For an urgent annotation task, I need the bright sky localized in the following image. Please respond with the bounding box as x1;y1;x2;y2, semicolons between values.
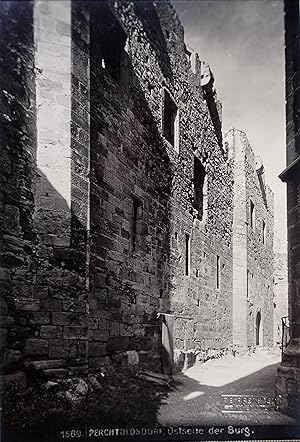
173;0;286;252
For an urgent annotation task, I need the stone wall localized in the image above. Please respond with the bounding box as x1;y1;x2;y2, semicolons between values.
1;1;37;389
227;128;274;349
0;1;91;388
244;140;274;348
32;0;89;375
1;0;277;387
87;0;234;364
273;251;288;345
276;0;300;418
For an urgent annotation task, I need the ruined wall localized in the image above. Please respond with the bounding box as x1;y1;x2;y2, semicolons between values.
87;0;173;371
244;139;274;347
87;0;233;369
1;0;234;382
0;2;37;389
226;129;248;347
0;1;91;387
227;128;274;349
32;0;90;374
155;3;233;354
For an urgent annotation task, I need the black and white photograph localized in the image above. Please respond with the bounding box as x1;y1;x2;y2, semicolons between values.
1;0;300;441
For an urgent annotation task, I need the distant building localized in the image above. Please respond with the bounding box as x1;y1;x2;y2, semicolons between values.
225;129;274;349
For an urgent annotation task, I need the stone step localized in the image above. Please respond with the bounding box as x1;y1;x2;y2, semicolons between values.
43;368;69;379
29;359;66;371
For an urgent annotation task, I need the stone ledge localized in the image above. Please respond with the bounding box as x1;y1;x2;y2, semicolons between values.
29;359;66;370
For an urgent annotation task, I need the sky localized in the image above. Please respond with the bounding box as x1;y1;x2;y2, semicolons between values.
172;0;287;252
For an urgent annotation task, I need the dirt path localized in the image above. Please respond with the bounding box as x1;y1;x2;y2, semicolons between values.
158;348;296;426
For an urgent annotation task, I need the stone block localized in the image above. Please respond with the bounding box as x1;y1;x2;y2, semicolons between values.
43;234;70;247
43;368;69;379
30;360;66;370
15;298;40;311
107;336;129;353
49;340;68;359
63;299;86;312
25;339;48;356
129;336;152;351
63;326;87;340
31;312;50;325
53;312;79;326
40;325;62;339
41;299;63;311
32;286;49;300
126;350;139;365
88;342;106;357
88;357;106;368
109;321;119;336
92;329;109;342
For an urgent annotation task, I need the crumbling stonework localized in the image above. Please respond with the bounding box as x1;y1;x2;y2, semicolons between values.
0;0;275;387
226;128;274;349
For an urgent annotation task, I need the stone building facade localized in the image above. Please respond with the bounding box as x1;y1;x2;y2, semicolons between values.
0;0;273;388
276;0;300;418
225;129;274;349
273;251;288;346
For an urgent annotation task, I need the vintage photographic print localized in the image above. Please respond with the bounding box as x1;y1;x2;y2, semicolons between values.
1;0;299;441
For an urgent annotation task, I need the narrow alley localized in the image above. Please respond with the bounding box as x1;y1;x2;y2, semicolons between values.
158;348;296;426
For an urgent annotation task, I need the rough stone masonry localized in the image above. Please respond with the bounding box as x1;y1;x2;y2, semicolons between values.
276;0;300;418
0;0;274;389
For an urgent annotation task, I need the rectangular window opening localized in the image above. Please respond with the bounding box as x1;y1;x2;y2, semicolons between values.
193;156;207;220
262;220;266;244
247;269;249;298
216;255;220;289
163;89;179;151
95;4;127;84
132;197;142;251
250;200;255;230
185;234;190;276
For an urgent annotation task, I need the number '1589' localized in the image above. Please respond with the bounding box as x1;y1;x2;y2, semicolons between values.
60;430;82;438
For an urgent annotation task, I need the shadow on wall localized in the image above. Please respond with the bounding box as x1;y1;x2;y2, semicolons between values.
1;0;177;379
89;0;174;371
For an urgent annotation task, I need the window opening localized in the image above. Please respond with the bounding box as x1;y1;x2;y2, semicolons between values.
216;255;220;289
262;220;266;244
132;197;142;251
185;234;190;276
163;89;179;152
250;200;255;230
193;157;207;220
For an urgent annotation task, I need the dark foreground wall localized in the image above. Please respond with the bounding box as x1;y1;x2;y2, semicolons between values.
276;0;300;418
1;1;38;389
